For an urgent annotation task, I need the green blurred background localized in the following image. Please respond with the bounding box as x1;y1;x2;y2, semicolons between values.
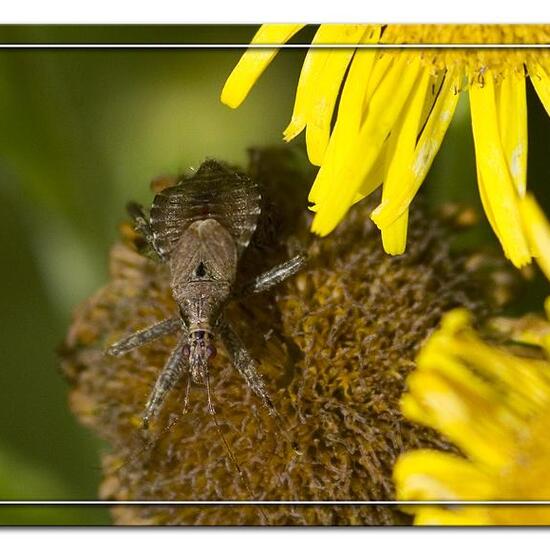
0;25;549;525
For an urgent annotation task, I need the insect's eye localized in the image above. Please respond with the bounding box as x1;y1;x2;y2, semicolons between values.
206;344;217;360
182;344;190;359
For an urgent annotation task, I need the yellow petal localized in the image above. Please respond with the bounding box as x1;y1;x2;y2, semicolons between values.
418;70;446;132
304;26;375;165
378;68;431;254
439;307;471;332
442;337;550;417
381;211;409;255
283;24;369;149
411;507;491;526
364;52;395;107
308;47;379;206
421;308;550;413
405;326;522;468
353;146;387;202
402;365;518;469
370;69;460;229
311;55;422;236
520;193;550;281
497;72;527;197
476;163;499;238
220;24;305;109
469;70;531;268
394;450;494;501
530;62;550;118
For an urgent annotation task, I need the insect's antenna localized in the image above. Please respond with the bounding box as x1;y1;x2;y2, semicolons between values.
204;372;271;526
111;399;190;478
111;425;163;477
264;396;303;457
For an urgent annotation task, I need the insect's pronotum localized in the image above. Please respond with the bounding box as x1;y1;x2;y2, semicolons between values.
106;160;306;429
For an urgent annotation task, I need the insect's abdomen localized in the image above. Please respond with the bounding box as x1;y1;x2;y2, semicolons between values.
150;160;261;262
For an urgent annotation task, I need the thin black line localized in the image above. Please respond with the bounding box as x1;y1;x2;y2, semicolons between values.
1;500;550;505
0;43;547;49
0;36;546;509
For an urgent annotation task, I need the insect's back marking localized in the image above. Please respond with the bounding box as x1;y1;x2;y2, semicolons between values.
150;160;261;262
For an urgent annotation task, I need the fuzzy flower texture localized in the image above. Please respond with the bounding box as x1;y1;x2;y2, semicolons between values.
62;147;502;526
221;24;550;271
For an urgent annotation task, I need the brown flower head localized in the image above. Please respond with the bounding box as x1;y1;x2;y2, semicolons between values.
60;146;510;525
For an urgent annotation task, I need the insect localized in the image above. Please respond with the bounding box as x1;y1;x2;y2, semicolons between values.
106;159;306;429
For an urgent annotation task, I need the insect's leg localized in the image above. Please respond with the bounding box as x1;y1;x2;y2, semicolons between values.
127;201;153;240
219;317;302;455
114;378;190;476
239;254;307;296
126;201;163;257
218;318;278;415
142;338;189;429
182;374;192;415
106;317;182;357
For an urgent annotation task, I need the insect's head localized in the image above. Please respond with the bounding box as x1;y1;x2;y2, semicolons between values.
185;330;217;384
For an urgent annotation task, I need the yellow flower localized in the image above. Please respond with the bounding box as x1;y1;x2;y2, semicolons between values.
221;24;550;267
394;308;550;525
